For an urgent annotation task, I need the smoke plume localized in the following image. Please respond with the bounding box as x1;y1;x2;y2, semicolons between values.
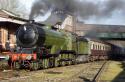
29;0;125;24
98;0;125;17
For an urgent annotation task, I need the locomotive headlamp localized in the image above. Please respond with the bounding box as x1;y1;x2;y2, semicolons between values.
24;26;27;31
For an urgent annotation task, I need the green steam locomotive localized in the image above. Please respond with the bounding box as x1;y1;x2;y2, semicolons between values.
9;21;111;70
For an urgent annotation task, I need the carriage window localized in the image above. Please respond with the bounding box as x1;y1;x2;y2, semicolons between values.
94;44;96;50
105;46;107;50
95;45;96;50
109;46;111;50
107;46;109;50
97;45;98;50
98;45;99;50
93;44;95;50
96;45;98;50
97;45;99;50
101;46;103;50
91;44;93;49
103;46;105;50
98;45;100;50
96;45;97;50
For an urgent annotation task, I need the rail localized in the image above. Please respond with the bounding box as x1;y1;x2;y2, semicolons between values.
92;61;107;82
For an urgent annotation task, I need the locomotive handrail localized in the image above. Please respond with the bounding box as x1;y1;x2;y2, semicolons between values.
8;15;45;26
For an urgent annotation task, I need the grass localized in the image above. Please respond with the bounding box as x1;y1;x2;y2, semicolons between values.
101;61;125;82
0;60;9;70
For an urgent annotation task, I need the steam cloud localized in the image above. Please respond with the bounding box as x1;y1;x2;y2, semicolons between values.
29;0;125;24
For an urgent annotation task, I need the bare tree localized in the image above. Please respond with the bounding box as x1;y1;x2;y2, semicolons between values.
0;0;27;18
0;0;18;12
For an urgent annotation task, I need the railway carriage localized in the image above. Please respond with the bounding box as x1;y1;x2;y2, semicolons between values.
110;45;125;60
76;37;111;62
89;39;111;61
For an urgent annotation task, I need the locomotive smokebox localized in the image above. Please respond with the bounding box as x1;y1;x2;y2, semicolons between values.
16;24;39;48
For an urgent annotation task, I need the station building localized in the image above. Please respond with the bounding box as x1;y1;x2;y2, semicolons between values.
0;9;25;51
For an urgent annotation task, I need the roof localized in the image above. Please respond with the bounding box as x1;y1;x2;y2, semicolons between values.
78;36;110;45
76;23;125;33
0;9;19;18
78;36;89;42
0;9;26;24
0;9;19;17
0;9;46;26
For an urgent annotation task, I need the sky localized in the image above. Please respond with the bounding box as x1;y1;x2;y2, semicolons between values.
19;0;125;25
85;10;125;25
19;0;34;13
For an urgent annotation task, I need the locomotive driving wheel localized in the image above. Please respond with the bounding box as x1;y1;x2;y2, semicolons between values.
13;61;20;70
67;54;72;65
71;55;76;65
30;61;39;70
54;57;59;67
42;59;49;69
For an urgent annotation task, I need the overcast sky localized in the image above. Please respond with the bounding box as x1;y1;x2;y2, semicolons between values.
19;0;125;25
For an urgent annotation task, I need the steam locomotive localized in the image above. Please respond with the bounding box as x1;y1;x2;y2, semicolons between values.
8;21;111;70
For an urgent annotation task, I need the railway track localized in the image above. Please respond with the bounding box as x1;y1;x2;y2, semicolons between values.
92;61;108;82
100;61;125;82
63;61;108;82
0;61;108;82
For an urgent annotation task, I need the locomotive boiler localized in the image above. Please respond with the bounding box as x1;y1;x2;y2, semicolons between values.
16;22;76;52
